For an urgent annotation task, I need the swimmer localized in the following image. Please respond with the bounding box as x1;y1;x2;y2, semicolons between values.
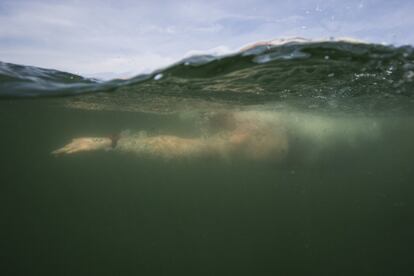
52;109;381;160
52;111;289;160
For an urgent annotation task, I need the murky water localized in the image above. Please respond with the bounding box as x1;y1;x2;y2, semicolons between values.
1;40;414;274
1;97;413;275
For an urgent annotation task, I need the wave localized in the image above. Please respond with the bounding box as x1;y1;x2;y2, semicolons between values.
1;38;414;105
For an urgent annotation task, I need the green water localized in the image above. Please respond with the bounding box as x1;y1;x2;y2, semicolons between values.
2;40;414;274
1;98;414;275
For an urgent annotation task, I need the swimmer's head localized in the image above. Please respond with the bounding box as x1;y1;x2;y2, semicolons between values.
206;111;237;131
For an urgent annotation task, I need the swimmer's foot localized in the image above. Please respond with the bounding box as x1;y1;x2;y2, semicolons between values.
52;137;112;155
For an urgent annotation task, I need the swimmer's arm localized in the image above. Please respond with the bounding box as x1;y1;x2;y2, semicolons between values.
52;130;250;158
117;135;212;158
52;137;112;155
51;135;210;157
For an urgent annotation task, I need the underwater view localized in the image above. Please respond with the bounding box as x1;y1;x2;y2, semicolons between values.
1;38;414;274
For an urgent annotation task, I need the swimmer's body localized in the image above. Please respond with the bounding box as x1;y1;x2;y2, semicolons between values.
52;110;380;160
52;111;289;160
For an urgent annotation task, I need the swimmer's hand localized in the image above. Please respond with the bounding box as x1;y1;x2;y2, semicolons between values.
52;137;112;155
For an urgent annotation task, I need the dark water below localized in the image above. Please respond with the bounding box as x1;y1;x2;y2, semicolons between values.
1;40;414;275
1;99;414;275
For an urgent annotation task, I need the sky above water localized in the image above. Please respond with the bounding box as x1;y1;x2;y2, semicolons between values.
0;0;413;79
